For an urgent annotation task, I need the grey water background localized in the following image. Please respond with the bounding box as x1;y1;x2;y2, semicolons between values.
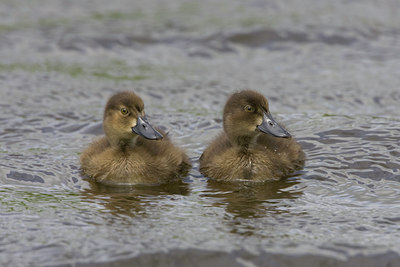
1;0;400;266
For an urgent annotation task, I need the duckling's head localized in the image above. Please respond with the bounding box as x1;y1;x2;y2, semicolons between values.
103;91;163;147
223;90;290;145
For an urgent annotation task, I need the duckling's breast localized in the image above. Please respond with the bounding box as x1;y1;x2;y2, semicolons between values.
239;152;256;180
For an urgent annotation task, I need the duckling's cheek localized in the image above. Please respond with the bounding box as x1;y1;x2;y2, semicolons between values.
131;118;138;128
255;117;263;129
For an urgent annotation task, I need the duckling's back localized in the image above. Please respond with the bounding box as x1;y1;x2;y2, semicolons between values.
80;134;190;185
200;133;304;181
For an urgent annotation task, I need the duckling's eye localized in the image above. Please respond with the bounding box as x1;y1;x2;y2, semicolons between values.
120;108;129;115
244;105;255;112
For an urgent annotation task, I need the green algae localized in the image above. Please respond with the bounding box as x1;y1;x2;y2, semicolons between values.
91;10;145;21
92;72;147;81
0;63;84;77
0;62;153;81
0;187;82;213
322;113;353;119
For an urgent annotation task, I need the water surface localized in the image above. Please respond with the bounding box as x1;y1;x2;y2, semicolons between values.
1;0;400;266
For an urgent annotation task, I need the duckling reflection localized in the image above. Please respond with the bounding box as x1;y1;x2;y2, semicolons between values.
80;91;191;185
81;179;190;218
200;90;305;181
202;176;302;218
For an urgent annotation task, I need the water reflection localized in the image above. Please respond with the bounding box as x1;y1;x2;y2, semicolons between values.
81;180;190;218
201;176;303;219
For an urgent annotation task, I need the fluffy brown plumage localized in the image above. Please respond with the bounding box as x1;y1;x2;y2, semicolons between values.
200;90;305;181
80;91;191;185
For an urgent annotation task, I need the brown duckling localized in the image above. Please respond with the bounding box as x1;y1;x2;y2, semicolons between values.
80;91;191;185
200;90;305;181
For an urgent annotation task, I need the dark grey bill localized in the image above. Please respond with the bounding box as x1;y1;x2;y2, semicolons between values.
257;111;291;138
132;116;163;140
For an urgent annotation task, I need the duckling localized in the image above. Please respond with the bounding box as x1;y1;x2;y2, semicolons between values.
200;90;305;181
80;91;191;185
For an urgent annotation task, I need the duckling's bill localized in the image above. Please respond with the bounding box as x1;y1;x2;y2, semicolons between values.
257;111;291;138
132;116;163;140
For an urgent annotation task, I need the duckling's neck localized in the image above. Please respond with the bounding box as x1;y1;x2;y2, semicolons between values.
108;136;139;151
231;134;259;150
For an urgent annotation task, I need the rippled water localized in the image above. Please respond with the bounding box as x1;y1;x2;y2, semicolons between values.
1;0;400;266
